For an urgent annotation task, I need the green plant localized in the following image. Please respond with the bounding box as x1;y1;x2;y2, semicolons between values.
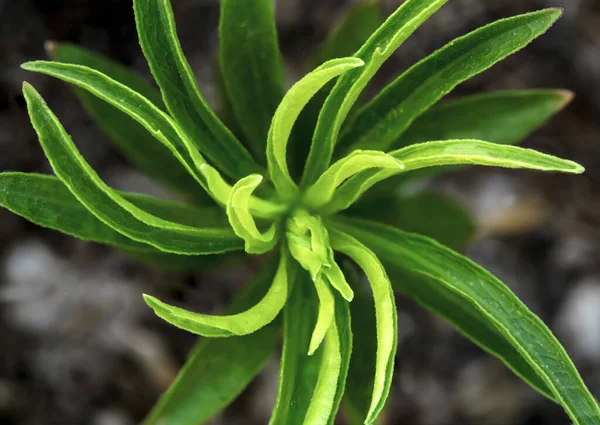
2;0;598;423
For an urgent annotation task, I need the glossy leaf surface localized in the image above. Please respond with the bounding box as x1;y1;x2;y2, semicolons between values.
302;0;448;185
340;9;562;152
219;0;285;162
133;0;259;179
330;217;600;425
23;83;242;255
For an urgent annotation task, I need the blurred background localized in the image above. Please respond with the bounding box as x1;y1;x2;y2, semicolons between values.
1;0;600;424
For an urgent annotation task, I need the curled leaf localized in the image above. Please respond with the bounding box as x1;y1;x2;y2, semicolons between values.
309;277;336;355
226;174;278;254
144;250;293;337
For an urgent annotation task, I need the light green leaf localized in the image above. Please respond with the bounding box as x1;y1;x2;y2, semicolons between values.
219;0;285;162
325;139;583;214
22;83;242;255
330;216;600;425
302;0;449;186
45;42;201;195
303;150;403;210
226;174;278;254
133;0;260;179
349;191;475;250
270;280;351;425
309;277;336;356
340;9;563;153
267;57;364;199
290;0;384;178
21;60;211;193
143;250;292;337
143;257;282;425
330;230;397;424
397;89;573;149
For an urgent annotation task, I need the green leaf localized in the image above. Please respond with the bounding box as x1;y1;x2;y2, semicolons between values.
309;277;336;356
330;216;600;425
325;139;584;214
21;61;211;193
340;9;563;153
270;280;351;425
143;257;282;425
267;57;364;200
342;263;382;425
350;191;475;250
397;89;573;149
226;174;278;254
301;0;449;186
22;83;242;255
330;230;397;424
289;0;384;178
303;150;403;210
45;42;201;195
143;250;292;337
133;0;260;179
219;0;285;162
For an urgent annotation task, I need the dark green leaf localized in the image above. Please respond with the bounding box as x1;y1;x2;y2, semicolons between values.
45;42;200;195
340;9;563;152
133;0;260;179
349;191;475;250
22;83;242;255
143;257;282;425
302;0;449;186
219;0;285;162
21;61;212;193
330;216;600;425
397;89;573;149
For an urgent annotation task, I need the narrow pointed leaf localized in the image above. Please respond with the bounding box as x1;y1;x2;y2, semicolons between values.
397;89;573;149
342;263;381;425
46;42;200;194
219;0;285;162
323;254;354;302
143;257;282;425
341;9;563;152
21;61;211;192
23;83;242;255
226;174;278;254
133;0;259;179
309;277;336;355
325;139;583;214
143;250;292;337
270;280;351;425
302;0;449;186
350;191;475;250
290;0;384;177
330;230;397;423
303;150;403;210
267;57;364;199
330;216;600;425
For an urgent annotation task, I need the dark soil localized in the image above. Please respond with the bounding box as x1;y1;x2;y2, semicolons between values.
1;0;600;424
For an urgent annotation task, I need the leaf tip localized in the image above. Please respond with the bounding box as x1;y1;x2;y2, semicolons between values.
556;89;575;109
